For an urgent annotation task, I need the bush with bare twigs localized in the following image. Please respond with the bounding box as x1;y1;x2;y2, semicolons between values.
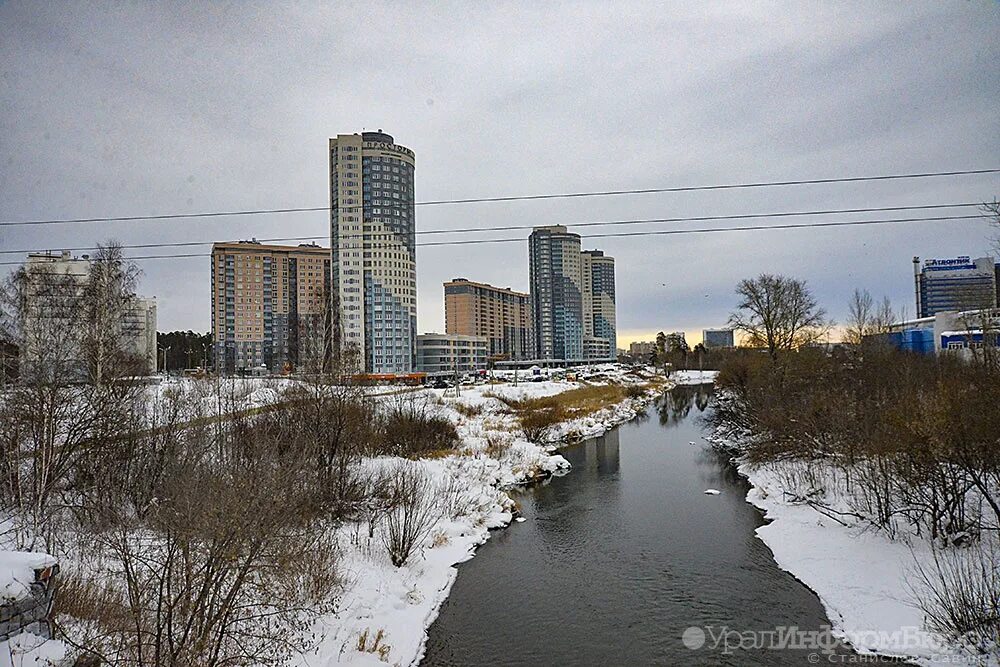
380;462;442;567
376;394;460;457
908;538;1000;655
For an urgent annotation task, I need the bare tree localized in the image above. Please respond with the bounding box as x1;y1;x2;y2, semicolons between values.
908;538;1000;655
62;380;342;667
984;199;1000;256
729;274;830;359
80;242;143;386
0;249;145;548
845;289;896;345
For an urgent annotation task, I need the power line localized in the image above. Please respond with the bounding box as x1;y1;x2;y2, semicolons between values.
0;201;985;256
1;168;996;227
0;213;982;267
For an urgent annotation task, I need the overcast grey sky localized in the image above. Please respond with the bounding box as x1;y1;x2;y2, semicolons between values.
1;1;998;344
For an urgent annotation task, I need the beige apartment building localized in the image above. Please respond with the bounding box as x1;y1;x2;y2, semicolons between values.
211;241;330;375
444;278;533;361
629;341;656;356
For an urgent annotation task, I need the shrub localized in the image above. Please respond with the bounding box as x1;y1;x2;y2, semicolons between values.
380;463;441;567
451;402;483;418
376;395;460;457
484;432;513;459
624;384;647;399
519;408;563;443
908;539;1000;654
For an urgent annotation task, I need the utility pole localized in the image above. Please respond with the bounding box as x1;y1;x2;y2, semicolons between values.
186;348;193;371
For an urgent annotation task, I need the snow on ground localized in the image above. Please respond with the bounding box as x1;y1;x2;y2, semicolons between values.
0;631;67;667
294;366;664;667
0;551;55;603
739;461;991;665
670;369;719;385
0;551;67;666
0;365;661;666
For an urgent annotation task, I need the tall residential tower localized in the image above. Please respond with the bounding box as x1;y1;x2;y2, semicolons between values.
529;225;584;360
329;131;416;373
581;249;616;360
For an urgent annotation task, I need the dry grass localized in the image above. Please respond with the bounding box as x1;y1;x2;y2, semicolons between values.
417;447;456;460
357;628;391;662
54;574;130;631
503;384;628;417
484;432;513;459
451;402;483;418
502;383;658;442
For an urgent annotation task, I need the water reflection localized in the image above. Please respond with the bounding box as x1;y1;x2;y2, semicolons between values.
423;382;858;666
656;382;713;427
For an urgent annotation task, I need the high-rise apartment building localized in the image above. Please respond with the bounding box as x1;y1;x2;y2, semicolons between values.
529;225;584;361
914;255;1000;317
581;249;616;360
444;278;533;361
528;226;617;362
211;241;329;375
329;131;416;373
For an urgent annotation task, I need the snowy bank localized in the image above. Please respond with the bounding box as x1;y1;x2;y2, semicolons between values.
294;365;665;666
670;369;719;385
737;460;992;665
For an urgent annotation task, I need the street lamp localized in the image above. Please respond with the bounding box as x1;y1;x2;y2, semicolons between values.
158;345;171;375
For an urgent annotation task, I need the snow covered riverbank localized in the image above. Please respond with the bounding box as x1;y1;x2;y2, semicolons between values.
294;366;666;667
693;436;997;666
670;369;719;385
737;461;980;665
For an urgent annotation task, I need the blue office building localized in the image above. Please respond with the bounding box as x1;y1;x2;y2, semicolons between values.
914;255;999;318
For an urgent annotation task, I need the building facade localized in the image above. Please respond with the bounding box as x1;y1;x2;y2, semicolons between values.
330;131;416;374
702;328;735;348
529;226;584;361
444;278;533;361
581;249;616;360
211;241;330;375
629;341;656;356
883;309;1000;359
415;333;488;374
19;251;157;381
126;297;158;374
915;255;999;318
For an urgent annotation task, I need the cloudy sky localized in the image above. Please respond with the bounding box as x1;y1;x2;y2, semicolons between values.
1;1;998;345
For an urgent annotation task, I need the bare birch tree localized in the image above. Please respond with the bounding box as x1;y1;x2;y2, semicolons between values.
81;242;143;386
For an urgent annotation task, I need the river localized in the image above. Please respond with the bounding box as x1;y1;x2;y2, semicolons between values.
422;383;863;665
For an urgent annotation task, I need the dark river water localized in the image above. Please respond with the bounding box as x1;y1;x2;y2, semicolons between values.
422;384;863;666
